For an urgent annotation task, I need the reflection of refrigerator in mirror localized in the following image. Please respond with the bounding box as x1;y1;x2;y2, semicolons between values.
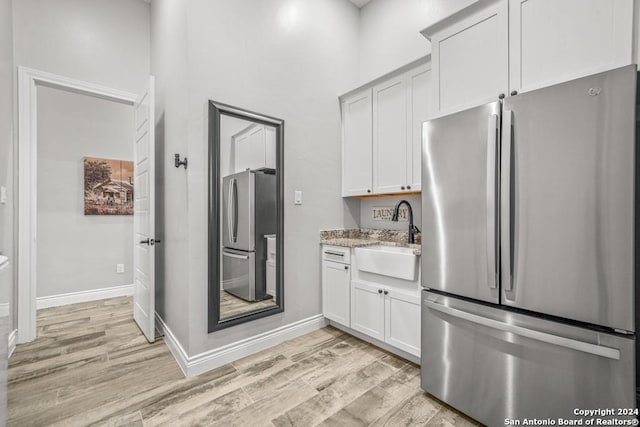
222;169;276;302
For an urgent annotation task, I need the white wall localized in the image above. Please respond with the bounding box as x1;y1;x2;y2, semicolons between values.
0;0;13;420
150;0;190;349
149;0;361;356
357;0;475;83
36;86;134;298
12;0;150;94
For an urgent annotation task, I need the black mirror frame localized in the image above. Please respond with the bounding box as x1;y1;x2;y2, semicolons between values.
208;100;285;333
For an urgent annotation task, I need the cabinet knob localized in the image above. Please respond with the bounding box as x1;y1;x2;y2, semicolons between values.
378;289;383;294
383;290;389;295
401;186;405;190
344;266;349;270
498;93;505;100
367;189;371;193
406;185;411;190
510;90;518;96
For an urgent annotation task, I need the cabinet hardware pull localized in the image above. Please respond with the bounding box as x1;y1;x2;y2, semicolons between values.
401;186;405;190
344;266;349;270
407;185;411;190
383;290;389;295
378;289;383;294
367;189;371;193
510;90;518;96
324;251;344;257
498;93;505;99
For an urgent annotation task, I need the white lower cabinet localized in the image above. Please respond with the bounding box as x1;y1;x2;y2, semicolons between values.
384;290;421;356
322;260;351;327
351;280;421;357
350;280;385;341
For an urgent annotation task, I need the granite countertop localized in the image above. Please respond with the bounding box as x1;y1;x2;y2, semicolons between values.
320;229;422;256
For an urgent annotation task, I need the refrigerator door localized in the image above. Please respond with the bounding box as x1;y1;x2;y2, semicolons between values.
222;248;256;302
421;291;635;427
422;101;501;303
223;171;255;251
501;65;636;332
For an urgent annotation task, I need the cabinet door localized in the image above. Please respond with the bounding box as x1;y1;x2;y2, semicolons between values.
351;280;385;341
431;0;508;116
235;125;266;172
406;64;432;192
322;261;351;327
373;75;407;194
509;0;634;94
385;290;421;357
342;90;373;196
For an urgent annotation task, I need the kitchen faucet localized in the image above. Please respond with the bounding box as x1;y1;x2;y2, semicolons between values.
391;200;420;244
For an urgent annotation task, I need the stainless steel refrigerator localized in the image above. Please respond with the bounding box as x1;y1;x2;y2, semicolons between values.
421;65;637;425
222;170;276;302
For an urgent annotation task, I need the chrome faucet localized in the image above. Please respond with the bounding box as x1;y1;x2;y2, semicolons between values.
391;200;420;244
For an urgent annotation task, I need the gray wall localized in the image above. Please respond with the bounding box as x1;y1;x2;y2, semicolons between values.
36;86;134;298
359;195;422;231
13;0;150;94
151;0;361;356
0;0;13;421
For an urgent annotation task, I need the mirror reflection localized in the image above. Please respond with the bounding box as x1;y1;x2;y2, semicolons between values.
209;102;283;331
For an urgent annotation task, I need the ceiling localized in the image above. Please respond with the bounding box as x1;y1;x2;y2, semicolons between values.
348;0;372;8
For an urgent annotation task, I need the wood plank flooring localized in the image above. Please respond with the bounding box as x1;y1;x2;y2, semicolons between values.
220;290;277;320
8;297;481;426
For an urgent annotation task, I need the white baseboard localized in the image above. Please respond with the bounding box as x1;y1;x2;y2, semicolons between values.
36;284;134;309
155;312;328;377
8;329;17;358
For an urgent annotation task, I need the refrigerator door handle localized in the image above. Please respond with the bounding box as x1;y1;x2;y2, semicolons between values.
501;109;513;291
486;114;499;289
232;178;238;243
227;178;234;244
223;250;250;260
424;300;621;360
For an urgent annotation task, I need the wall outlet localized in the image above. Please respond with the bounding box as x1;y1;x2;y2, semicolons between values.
116;264;125;274
294;190;302;205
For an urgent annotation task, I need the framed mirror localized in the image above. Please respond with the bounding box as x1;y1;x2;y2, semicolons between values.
208;101;284;332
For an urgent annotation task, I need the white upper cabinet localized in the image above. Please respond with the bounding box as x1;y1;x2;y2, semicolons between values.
342;89;373;197
406;64;431;192
341;60;431;197
509;0;634;94
373;75;407;194
234;124;276;172
428;0;509;117
423;0;634;116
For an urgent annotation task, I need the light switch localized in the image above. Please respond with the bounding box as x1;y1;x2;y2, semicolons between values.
0;186;6;204
294;190;302;205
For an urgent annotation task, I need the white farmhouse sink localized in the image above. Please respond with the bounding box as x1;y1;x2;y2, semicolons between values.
355;245;418;281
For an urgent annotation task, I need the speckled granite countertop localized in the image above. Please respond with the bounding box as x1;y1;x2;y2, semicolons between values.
320;229;422;256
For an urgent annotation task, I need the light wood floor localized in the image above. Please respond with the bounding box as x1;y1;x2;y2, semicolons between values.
220;290;277;320
8;297;481;427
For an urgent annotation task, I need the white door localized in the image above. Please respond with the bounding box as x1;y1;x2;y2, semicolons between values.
133;76;156;343
322;260;350;327
372;75;407;194
350;280;385;341
384;289;421;357
406;64;432;192
342;89;373;196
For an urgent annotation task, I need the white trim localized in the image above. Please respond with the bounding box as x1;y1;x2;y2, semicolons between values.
36;284;134;310
155;313;328;377
17;67;137;344
8;329;17;358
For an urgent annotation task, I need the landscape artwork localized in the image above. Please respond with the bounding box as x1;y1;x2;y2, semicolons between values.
84;157;134;215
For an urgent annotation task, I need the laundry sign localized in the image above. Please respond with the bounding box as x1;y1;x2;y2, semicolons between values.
371;206;408;222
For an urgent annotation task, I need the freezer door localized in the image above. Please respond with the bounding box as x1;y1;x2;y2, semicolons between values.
501;65;636;332
421;291;635;427
222;248;256;302
222;171;255;251
422;102;500;303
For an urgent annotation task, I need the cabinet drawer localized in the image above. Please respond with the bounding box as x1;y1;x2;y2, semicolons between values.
322;246;351;265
